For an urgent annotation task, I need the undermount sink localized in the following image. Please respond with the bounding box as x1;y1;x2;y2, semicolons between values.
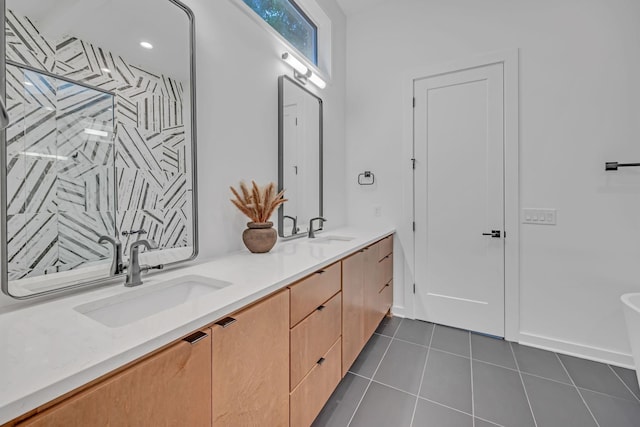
74;275;232;328
309;235;356;244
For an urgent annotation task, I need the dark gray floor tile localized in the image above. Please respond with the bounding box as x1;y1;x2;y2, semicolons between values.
349;333;391;378
610;365;640;401
395;318;434;346
376;316;402;337
374;339;428;394
471;334;516;369
522;373;597;427
312;373;369;427
511;343;571;384
581;389;640;427
473;418;501;427
558;354;636;400
430;325;470;357
412;398;472;427
473;360;536;427
350;382;415;427
419;349;472;413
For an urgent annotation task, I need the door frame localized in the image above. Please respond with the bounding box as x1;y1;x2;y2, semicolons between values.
401;49;520;341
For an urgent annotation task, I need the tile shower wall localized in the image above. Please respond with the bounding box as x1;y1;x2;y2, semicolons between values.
5;9;192;280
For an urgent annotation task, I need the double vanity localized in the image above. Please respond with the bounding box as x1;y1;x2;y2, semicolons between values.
0;227;395;426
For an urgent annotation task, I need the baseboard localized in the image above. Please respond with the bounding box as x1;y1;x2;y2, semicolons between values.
519;331;635;369
391;305;407;319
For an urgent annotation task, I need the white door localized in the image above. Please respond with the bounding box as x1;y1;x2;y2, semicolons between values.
283;103;301;226
414;63;505;337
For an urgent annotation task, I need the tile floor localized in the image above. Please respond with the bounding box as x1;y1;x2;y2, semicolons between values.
313;317;640;427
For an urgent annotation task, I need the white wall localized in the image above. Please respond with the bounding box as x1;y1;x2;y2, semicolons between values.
0;0;347;310
345;0;640;366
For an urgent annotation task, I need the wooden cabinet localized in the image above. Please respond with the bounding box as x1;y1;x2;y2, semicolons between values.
5;234;394;427
18;329;212;427
342;236;394;376
289;262;342;427
211;289;290;427
341;249;366;376
290;262;341;327
290;338;342;427
290;292;342;389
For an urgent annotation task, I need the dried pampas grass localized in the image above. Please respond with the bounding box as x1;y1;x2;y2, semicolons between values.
230;181;287;223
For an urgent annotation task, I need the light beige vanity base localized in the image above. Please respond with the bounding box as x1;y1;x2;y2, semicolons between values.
2;235;393;427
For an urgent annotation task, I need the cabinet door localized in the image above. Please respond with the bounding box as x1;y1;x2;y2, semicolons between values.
363;244;382;339
342;250;366;376
20;330;212;427
212;290;289;427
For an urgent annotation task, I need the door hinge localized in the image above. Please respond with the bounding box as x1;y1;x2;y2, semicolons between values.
413;283;416;294
504;231;507;238
412;222;416;232
411;158;416;169
413;97;416;108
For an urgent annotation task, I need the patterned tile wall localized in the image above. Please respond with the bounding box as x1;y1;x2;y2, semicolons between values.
6;10;192;280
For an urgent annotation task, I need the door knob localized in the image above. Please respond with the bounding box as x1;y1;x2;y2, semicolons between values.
482;230;501;238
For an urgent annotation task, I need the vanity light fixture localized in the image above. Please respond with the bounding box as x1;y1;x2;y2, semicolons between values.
140;41;154;49
281;51;326;90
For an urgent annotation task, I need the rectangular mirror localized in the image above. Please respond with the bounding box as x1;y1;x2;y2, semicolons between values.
278;75;323;238
1;0;198;298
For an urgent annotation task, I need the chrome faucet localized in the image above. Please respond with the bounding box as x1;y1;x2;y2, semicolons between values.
283;215;299;235
125;239;163;287
308;217;327;239
98;235;124;276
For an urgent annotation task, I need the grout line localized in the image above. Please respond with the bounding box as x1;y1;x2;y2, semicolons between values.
509;342;538;427
608;365;640;404
555;353;601;427
409;324;436;426
418;395;474;418
469;331;475;427
347;318;402;426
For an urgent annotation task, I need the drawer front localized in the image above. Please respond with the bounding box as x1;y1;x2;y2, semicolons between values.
379;281;393;316
290;292;342;389
290;338;342;427
377;235;393;261
290;262;341;327
378;253;393;289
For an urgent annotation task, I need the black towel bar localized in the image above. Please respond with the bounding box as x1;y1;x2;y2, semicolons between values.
605;162;640;171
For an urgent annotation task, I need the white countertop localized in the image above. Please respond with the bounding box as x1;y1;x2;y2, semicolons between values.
0;226;394;424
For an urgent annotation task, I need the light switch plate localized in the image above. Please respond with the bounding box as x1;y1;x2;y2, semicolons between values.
523;209;557;225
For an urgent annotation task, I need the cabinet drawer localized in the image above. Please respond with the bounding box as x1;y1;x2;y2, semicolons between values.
290;262;341;327
290;292;342;390
377;235;393;261
379;281;393;316
378;253;393;289
290;338;342;427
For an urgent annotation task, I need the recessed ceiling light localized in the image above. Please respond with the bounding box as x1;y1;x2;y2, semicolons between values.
140;41;153;50
101;67;112;73
24;81;33;86
84;128;109;138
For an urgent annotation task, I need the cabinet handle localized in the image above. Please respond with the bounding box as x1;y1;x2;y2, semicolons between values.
216;317;237;328
317;357;326;365
316;305;326;312
183;331;208;345
316;270;326;275
383;255;391;260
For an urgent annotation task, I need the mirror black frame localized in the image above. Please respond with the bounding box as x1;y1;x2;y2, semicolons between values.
0;0;199;299
278;75;323;239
